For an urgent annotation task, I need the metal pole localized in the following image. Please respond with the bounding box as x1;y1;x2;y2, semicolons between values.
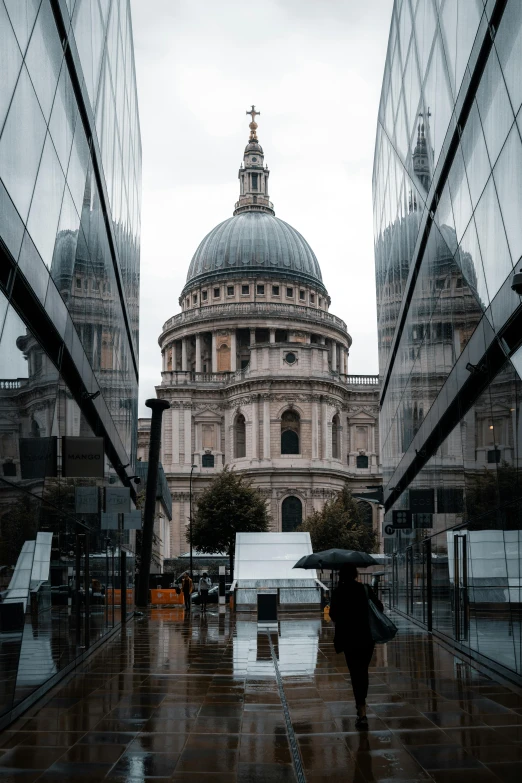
189;463;196;579
136;398;170;608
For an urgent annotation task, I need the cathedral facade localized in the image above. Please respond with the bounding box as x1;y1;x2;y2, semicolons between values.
153;110;381;559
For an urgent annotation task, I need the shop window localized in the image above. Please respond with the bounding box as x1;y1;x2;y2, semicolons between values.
281;410;300;454
282;496;302;532
356;454;369;468
235;414;246;458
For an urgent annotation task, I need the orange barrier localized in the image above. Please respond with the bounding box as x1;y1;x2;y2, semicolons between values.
105;588;134;606
150;589;184;606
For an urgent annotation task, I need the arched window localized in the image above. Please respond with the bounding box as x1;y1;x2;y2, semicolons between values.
281;410;300;454
235;414;246;458
282;496;302;532
332;414;340;459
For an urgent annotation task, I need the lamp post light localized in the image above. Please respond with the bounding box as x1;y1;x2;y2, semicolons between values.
189;463;197;579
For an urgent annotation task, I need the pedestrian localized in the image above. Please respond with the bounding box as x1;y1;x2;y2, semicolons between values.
329;564;384;729
181;572;193;611
198;572;212;612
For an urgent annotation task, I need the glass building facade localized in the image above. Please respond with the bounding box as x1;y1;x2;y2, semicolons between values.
0;0;141;725
374;0;522;681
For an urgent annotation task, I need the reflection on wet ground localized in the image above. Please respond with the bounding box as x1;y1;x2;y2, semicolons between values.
0;607;522;781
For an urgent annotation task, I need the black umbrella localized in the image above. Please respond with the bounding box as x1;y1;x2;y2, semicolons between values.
293;549;378;569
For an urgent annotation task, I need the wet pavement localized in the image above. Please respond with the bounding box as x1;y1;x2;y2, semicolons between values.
0;607;522;781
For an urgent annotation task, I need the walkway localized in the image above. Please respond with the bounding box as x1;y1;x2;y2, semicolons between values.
0;608;522;781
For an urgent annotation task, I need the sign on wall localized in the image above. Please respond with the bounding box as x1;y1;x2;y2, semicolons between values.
101;512;119;530
392;510;413;529
124;510;142;530
105;487;131;513
75;486;99;514
62;437;104;478
19;437;58;479
409;489;435;513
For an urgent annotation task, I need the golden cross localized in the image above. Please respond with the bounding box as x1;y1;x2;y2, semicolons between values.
246;105;260;123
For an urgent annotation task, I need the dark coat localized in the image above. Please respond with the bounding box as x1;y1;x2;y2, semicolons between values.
329;580;383;653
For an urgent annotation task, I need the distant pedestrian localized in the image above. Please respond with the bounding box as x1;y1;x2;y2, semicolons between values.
198;572;212;611
329;564;384;729
181;572;193;611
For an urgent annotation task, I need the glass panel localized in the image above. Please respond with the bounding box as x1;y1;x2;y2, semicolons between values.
3;0;41;56
26;134;66;269
474;175;513;306
24;0;63;122
0;3;23;133
493;121;522;269
476;49;514;168
0;66;46;223
495;1;522;116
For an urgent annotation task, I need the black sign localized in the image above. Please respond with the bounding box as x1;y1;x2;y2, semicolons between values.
414;513;433;529
392;510;413;529
410;489;435;513
62;436;104;478
19;437;58;479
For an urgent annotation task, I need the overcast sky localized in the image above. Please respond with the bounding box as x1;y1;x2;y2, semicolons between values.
130;0;393;416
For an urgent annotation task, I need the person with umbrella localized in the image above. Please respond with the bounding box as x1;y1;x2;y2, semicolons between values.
329;561;383;729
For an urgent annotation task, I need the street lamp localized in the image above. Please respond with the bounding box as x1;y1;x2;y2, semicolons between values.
189;463;198;578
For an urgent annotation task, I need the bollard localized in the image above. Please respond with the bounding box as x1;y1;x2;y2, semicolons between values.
136;398;170;608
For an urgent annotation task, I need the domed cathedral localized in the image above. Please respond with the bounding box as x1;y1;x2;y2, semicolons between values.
154;108;381;558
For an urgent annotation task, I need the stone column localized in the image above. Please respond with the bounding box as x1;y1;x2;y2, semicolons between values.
230;330;237;372
312;397;319;459
249;328;257;371
321;396;328;459
269;328;276;343
263;395;271;460
331;341;337;372
172;404;180;464
195;333;202;372
211;332;217;372
181;338;188;371
162;351;166;371
251;395;259;460
184;403;192;464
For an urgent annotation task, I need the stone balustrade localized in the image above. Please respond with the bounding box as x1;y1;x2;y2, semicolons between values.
162;301;347;333
160;368;378;387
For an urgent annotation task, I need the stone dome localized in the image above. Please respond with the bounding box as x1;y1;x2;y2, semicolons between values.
184;211;325;292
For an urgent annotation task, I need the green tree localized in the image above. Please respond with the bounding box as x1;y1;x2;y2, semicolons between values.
299;485;377;553
190;466;270;577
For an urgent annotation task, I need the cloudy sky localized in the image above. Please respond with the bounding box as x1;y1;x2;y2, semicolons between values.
130;0;393;416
